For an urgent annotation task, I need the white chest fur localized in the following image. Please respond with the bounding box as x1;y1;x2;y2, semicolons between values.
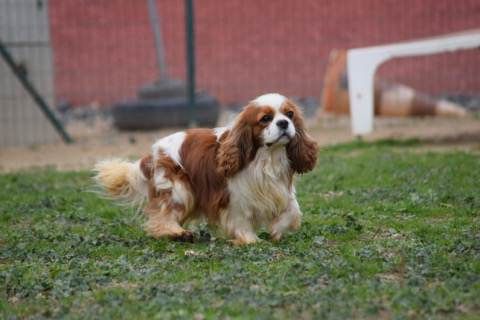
227;146;292;227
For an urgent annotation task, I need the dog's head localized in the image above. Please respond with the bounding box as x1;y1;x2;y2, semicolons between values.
217;93;318;177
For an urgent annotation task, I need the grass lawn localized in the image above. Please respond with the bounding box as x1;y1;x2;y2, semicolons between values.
1;140;479;319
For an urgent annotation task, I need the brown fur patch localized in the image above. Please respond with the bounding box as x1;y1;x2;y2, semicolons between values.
180;128;230;222
139;155;153;179
154;153;190;187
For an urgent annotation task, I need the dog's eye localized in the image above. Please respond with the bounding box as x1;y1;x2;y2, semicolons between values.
285;111;294;119
260;114;273;123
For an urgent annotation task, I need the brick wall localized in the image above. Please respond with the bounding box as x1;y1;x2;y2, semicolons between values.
49;0;480;107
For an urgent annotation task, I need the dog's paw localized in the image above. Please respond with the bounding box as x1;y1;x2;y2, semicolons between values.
270;231;283;242
170;230;194;243
229;236;260;246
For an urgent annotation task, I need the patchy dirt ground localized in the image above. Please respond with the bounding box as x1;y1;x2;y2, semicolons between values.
0;113;479;172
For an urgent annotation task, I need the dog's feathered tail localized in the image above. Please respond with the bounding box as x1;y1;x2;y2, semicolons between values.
93;159;149;206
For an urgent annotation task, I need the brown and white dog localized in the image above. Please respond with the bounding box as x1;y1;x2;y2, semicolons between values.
94;93;318;244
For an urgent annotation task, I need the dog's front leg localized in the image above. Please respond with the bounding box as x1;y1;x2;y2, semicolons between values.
270;196;302;241
220;208;259;245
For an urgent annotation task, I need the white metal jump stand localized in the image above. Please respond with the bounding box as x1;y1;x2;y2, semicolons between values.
347;29;480;136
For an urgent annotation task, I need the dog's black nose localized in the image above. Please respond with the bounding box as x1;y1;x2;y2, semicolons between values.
276;120;289;130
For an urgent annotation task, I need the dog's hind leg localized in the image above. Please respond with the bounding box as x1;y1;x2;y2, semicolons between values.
144;160;195;241
145;199;193;242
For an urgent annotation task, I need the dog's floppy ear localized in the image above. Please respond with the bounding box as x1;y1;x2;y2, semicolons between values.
286;104;318;173
217;118;255;177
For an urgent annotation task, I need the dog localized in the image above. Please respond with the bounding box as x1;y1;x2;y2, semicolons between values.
94;93;318;244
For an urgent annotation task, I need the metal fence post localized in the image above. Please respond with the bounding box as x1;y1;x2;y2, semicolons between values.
185;0;196;127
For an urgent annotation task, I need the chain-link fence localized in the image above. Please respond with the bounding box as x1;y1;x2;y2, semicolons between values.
1;0;479;147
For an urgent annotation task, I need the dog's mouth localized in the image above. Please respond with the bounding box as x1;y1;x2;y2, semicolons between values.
266;132;292;147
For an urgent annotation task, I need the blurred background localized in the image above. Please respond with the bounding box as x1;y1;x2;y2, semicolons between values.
0;0;479;170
